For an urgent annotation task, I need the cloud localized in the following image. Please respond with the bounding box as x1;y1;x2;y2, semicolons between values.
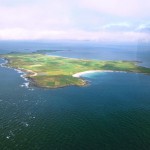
136;24;150;32
0;0;73;30
0;0;149;42
0;28;150;43
78;0;150;18
100;22;133;32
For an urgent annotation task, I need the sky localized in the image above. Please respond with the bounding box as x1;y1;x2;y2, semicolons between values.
0;0;150;42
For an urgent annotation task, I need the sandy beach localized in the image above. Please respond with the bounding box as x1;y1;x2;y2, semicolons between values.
72;70;125;78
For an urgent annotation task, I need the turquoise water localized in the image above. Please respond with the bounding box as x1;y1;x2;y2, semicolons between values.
0;42;150;149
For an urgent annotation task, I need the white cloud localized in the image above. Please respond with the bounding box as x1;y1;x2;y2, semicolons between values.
0;0;149;42
0;0;73;30
135;23;150;32
0;28;149;43
102;23;131;29
78;0;150;18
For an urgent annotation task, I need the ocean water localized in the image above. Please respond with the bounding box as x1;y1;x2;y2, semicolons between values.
0;41;150;150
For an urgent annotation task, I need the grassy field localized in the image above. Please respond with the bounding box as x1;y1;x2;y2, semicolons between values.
1;53;150;88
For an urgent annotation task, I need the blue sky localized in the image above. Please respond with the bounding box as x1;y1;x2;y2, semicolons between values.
0;0;150;42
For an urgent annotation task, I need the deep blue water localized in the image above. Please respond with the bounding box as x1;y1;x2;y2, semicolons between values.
0;41;150;150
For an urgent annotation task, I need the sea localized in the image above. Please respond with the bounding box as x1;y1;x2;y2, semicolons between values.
0;41;150;150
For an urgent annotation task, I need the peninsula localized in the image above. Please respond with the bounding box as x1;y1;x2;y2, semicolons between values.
1;52;150;88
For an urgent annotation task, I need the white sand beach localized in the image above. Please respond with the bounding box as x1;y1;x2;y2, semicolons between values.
72;70;125;78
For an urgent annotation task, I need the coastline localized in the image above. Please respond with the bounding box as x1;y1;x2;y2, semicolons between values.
0;58;81;89
0;58;31;88
0;58;127;89
72;70;126;78
1;54;150;89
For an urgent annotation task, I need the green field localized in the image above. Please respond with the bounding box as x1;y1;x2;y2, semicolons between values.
1;53;150;88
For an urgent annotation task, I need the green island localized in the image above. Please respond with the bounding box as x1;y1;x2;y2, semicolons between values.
1;52;150;88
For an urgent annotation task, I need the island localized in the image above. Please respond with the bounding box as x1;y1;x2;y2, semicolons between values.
1;52;150;88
